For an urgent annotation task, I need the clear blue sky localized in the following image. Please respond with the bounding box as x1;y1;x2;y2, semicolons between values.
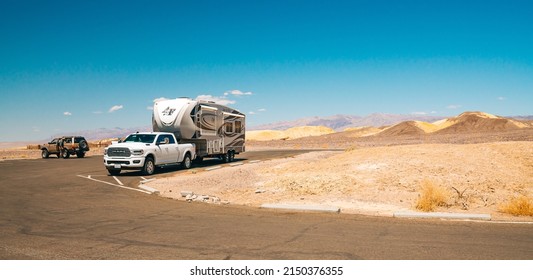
1;0;532;141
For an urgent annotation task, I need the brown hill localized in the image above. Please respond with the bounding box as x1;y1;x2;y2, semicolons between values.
376;121;427;137
369;111;530;137
342;126;383;137
434;112;526;134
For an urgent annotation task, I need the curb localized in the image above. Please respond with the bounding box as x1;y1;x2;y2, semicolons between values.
138;184;160;195
393;211;491;221
261;203;340;213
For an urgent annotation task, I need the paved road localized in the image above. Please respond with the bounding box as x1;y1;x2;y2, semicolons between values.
0;151;532;259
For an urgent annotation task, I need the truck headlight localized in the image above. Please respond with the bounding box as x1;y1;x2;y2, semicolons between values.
132;149;144;155
104;148;108;155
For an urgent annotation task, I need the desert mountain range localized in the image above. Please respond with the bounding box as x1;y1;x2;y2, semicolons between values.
250;113;446;131
247;112;533;141
43;112;532;142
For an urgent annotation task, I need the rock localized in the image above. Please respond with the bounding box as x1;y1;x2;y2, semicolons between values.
195;195;210;202
186;194;197;202
181;191;194;197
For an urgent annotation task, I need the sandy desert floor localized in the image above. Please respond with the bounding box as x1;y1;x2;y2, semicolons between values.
151;140;533;221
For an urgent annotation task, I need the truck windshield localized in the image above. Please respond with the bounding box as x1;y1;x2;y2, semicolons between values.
123;134;156;144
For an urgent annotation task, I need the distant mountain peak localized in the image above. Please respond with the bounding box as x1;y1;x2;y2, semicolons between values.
250;113;445;131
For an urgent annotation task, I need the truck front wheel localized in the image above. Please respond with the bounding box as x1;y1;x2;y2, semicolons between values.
41;149;49;159
181;153;192;169
142;157;155;175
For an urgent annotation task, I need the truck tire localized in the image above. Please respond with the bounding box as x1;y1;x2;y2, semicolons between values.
61;149;70;159
108;169;121;176
142;157;155;175
181;153;192;169
79;140;88;151
229;151;235;162
41;149;49;159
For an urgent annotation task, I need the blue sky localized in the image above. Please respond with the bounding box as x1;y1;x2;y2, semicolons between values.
1;0;532;141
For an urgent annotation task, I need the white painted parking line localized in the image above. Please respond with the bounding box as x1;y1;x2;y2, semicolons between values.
76;175;152;194
113;176;124;186
229;162;244;166
140;177;148;181
249;160;261;164
140;178;155;184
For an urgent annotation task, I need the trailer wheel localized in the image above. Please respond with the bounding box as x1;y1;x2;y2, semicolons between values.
181;153;192;169
222;152;230;163
142;157;155;175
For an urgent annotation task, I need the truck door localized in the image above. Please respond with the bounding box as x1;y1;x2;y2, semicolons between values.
49;138;59;153
155;134;174;164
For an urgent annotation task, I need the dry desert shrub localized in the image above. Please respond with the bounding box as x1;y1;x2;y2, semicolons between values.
415;180;450;212
499;196;533;216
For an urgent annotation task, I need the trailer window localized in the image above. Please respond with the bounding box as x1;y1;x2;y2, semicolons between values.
225;122;234;133
235;121;242;133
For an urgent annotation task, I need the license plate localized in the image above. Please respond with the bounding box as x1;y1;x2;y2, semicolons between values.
114;164;121;169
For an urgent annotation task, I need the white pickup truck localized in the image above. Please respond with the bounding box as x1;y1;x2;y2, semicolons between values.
104;132;196;176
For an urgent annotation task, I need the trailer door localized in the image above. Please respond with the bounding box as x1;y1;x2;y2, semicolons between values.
198;105;218;137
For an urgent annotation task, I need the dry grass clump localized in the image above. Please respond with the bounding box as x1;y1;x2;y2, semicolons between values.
415;180;450;212
499;196;533;216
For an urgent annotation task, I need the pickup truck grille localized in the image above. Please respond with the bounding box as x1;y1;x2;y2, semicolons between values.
107;160;130;165
107;147;131;157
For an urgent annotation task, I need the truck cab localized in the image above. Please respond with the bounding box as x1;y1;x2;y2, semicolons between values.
104;132;195;176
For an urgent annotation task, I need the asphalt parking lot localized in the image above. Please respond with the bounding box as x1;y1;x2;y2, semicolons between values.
1;151;532;259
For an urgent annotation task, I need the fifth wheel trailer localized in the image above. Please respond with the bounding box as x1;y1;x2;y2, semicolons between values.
152;97;245;162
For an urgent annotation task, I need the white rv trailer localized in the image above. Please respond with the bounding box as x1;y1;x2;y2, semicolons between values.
152;97;245;162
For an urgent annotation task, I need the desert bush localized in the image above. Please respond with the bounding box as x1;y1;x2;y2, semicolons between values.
499;196;533;216
415;180;450;212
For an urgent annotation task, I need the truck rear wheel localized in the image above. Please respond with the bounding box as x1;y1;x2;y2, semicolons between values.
181;153;192;169
142;157;155;175
61;149;70;159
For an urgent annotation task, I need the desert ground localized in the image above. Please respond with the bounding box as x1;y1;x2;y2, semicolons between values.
2;112;532;221
153;112;533;221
